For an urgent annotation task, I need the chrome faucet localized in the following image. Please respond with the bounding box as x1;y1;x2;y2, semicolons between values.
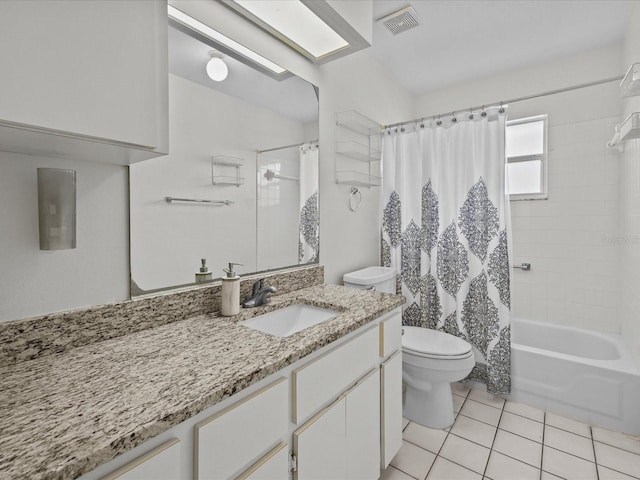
242;279;277;308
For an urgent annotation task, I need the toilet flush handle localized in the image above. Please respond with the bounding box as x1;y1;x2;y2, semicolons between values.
366;285;376;291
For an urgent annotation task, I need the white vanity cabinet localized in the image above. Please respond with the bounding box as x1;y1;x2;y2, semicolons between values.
0;0;168;164
82;307;403;480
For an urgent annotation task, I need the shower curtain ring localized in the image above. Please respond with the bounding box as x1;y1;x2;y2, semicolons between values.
481;105;487;117
451;112;457;123
499;102;505;114
436;115;442;126
468;108;474;120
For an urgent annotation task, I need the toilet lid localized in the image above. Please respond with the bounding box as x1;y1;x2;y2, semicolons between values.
402;326;472;357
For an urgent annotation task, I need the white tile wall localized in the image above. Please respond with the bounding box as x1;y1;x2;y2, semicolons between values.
509;82;622;334
620;136;640;367
620;3;640;371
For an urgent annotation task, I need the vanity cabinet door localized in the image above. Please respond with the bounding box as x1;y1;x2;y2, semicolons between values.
344;369;381;480
194;377;288;480
381;351;403;468
293;396;347;480
236;442;289;480
101;439;180;480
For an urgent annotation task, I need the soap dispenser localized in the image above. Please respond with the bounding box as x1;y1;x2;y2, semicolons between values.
221;262;242;316
195;258;213;283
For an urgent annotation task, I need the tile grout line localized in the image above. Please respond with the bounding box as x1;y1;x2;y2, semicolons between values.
496;425;543;445
545;422;593;440
590;426;600;480
480;394;506;480
502;408;545;425
458;411;503;429
540;411;546;480
593;439;640;457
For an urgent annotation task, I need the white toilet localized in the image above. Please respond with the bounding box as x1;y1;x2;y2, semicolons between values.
402;326;475;429
343;266;396;294
342;266;474;429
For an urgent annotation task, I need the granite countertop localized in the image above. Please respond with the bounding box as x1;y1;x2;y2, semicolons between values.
0;284;404;480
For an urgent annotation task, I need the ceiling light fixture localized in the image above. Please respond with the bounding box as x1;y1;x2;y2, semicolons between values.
167;5;286;75
206;51;228;82
231;0;348;59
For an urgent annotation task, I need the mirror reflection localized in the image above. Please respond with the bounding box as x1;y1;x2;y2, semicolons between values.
130;23;319;296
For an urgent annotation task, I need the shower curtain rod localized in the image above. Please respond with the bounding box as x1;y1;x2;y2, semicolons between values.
257;139;319;154
384;75;623;130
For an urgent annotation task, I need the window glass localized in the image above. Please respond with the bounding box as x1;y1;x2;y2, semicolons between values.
506;120;544;157
506;115;547;200
507;160;541;195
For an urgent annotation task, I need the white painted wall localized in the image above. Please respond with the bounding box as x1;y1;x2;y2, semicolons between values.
130;74;305;291
317;49;413;284
620;4;640;367
415;45;624;334
0;152;128;321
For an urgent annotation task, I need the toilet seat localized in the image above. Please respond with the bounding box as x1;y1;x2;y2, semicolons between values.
402;326;473;359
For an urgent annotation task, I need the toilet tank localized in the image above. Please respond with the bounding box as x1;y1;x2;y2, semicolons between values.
343;266;396;294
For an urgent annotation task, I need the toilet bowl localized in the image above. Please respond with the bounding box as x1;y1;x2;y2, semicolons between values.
402;326;475;429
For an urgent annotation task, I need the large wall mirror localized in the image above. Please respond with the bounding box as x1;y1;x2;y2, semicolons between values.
129;20;319;296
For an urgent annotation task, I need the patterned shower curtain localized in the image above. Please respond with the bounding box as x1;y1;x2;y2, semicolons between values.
299;143;319;264
380;108;512;394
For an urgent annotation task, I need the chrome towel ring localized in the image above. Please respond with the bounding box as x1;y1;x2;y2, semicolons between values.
349;187;362;211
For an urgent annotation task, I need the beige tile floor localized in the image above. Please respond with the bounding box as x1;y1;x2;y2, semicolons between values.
383;383;640;480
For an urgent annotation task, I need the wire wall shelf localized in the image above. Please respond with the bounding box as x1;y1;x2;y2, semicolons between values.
212;155;244;186
334;110;382;188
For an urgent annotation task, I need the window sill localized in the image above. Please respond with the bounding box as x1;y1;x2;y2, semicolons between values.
509;193;548;201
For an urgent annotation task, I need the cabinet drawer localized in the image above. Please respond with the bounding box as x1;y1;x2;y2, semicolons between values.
101;439;180;480
380;310;402;358
292;325;378;423
236;442;288;480
195;377;288;480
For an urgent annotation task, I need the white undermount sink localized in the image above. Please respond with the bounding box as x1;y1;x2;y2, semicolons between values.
239;304;339;337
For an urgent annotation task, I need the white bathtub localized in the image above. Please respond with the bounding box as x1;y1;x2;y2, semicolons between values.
510;317;640;434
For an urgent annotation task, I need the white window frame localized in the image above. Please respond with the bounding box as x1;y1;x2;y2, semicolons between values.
506;114;548;201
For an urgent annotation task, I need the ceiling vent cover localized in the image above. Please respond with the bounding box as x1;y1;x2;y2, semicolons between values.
377;6;422;35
